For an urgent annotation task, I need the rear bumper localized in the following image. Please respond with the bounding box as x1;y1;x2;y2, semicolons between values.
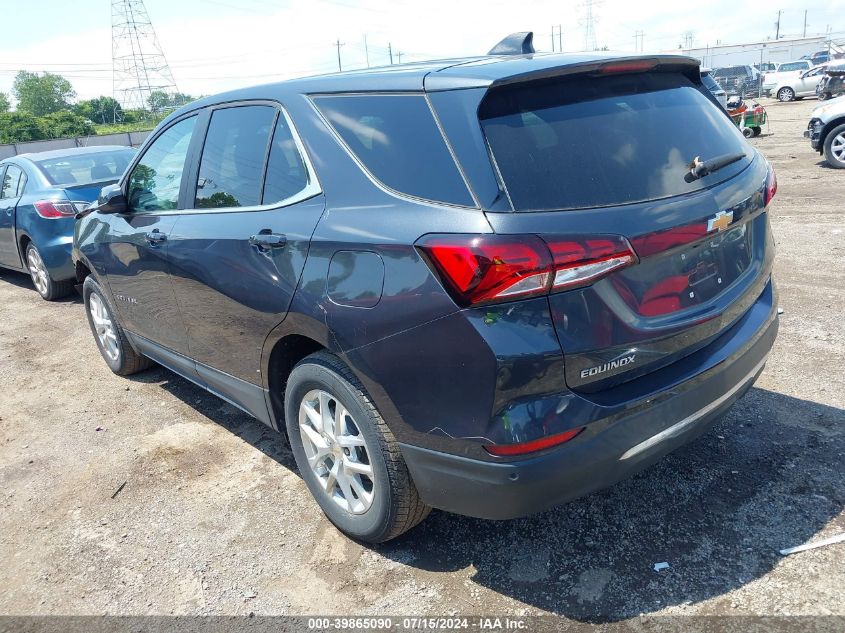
37;236;75;281
400;284;778;520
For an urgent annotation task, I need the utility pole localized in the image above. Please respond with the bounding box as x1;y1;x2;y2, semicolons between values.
388;42;393;65
803;10;808;38
551;25;555;52
396;51;403;64
551;24;562;52
633;30;644;52
775;10;782;40
363;34;370;67
335;39;344;72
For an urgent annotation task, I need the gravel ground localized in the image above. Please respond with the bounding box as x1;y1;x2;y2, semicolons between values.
0;98;843;622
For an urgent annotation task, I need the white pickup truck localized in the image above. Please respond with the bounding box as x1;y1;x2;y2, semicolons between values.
762;60;824;101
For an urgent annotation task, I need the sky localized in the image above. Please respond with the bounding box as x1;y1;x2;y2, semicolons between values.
1;0;844;104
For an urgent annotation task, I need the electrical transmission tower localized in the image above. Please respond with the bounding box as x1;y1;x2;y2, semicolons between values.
581;0;598;51
112;0;179;111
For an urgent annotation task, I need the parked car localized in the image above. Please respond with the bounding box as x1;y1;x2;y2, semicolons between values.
0;146;135;300
74;43;779;543
754;62;777;73
802;50;831;65
701;68;727;108
805;95;845;168
816;60;845;101
712;65;761;97
762;60;820;101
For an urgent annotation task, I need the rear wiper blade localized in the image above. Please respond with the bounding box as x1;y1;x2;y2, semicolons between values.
684;152;746;183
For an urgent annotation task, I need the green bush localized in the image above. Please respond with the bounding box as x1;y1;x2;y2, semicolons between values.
0;112;44;143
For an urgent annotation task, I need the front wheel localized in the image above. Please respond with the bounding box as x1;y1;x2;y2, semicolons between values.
25;243;73;301
83;276;153;375
285;351;430;543
823;123;845;169
777;87;795;102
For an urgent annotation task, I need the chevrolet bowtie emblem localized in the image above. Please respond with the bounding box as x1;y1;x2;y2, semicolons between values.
707;210;734;233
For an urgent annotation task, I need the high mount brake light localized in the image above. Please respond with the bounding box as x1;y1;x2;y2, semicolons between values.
599;60;657;74
485;427;585;456
417;234;636;307
34;200;78;219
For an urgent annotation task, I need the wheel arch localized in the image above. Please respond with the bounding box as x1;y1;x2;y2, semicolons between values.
820;117;845;153
264;332;327;433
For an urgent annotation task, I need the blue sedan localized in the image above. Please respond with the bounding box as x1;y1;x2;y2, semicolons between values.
0;145;135;300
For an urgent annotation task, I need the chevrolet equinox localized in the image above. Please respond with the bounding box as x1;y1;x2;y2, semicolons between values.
73;36;779;543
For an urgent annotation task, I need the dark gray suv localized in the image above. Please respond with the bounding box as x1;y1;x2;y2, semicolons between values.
74;41;778;542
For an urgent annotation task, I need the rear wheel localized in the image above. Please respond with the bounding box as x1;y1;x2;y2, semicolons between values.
752;126;762;137
777;87;795;102
285;351;430;543
83;276;153;375
823;124;845;169
742;126;754;138
25;243;73;301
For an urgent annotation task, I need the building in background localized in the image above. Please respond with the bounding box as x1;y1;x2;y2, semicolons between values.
678;35;843;70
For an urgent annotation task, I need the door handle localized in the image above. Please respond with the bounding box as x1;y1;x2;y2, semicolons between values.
249;232;287;250
145;230;167;245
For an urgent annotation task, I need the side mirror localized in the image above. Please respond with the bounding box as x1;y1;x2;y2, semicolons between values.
96;183;128;215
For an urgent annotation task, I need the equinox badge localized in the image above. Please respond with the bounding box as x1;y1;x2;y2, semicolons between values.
581;354;636;379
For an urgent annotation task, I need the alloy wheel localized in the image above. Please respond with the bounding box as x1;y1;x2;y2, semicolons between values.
778;88;794;102
89;293;120;362
26;248;49;297
298;389;375;515
831;132;845;163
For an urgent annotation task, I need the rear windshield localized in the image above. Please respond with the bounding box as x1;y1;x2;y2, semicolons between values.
35;148;135;186
479;72;751;211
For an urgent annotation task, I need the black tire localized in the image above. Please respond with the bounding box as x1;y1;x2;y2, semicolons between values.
24;242;74;301
742;126;754;138
82;276;153;375
752;126;762;137
823;123;845;170
777;87;795;102
285;351;430;543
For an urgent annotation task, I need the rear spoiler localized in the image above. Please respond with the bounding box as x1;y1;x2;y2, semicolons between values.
425;55;702;92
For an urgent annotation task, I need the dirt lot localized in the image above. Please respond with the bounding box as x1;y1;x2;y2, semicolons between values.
0;98;843;623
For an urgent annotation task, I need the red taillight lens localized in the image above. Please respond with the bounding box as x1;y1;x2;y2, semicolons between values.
764;165;777;206
417;234;636;306
34;200;78;219
485;427;584;456
544;236;636;292
417;235;553;306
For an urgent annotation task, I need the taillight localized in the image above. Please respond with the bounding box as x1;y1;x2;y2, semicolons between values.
545;236;636;292
417;234;636;307
764;164;777;207
34;200;78;219
485;426;584;456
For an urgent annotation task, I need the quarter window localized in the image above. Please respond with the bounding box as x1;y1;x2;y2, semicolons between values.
313;94;474;206
1;165;23;199
195;105;276;209
128;116;197;213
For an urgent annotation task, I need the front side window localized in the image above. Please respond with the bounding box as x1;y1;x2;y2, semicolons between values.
1;165;23;199
195;105;276;209
313;94;473;206
127;116;196;213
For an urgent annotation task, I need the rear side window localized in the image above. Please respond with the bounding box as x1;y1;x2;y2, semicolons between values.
195;105;276;209
479;72;751;211
263;114;310;204
313;94;473;206
1;165;23;199
778;62;806;72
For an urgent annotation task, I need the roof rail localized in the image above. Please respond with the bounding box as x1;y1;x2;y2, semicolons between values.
488;32;535;56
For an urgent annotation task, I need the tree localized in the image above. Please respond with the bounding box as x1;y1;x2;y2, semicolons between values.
13;71;76;117
75;96;124;124
0;92;9;113
39;111;95;139
147;90;171;113
0;112;44;143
